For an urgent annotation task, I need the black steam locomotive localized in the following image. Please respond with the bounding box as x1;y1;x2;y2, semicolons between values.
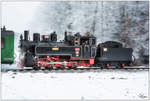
20;30;133;69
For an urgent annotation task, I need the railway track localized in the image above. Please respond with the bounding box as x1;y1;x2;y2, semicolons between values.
1;66;149;73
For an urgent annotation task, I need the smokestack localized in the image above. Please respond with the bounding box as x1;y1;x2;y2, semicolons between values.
24;30;29;41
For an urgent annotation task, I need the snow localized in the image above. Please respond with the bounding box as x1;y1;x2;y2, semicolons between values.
2;69;148;100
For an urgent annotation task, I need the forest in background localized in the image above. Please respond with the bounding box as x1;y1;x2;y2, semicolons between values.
30;1;149;64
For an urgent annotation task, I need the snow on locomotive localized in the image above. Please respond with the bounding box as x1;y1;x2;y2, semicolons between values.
19;30;133;69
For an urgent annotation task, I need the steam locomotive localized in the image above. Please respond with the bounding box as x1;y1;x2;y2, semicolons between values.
19;30;133;69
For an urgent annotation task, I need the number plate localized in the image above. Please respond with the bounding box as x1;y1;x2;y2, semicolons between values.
52;47;59;51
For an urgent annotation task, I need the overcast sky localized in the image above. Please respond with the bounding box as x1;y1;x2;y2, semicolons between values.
2;2;41;33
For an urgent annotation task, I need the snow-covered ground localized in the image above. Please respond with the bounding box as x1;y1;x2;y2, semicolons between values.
1;68;149;100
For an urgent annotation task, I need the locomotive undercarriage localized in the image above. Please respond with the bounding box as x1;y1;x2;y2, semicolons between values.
23;53;95;69
22;54;132;70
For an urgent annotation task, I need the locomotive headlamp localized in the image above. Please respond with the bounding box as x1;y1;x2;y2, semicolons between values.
103;48;107;51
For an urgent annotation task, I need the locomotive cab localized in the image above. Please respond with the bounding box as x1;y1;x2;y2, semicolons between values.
80;35;96;58
80;36;96;46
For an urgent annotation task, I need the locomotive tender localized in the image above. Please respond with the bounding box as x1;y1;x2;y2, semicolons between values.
19;30;133;69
